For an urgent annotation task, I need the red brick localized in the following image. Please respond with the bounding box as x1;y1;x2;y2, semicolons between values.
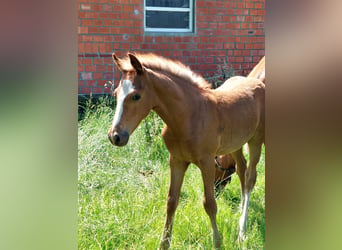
91;4;101;11
134;20;143;27
92;87;103;94
81;72;92;80
96;65;106;72
196;1;205;7
93;36;103;42
246;3;254;8
78;12;86;18
244;56;252;62
255;3;263;9
86;80;96;87
254;16;264;22
109;13;119;19
154;36;163;43
224;43;235;49
87;12;98;19
99;27;109;34
88;27;98;33
198;22;208;29
198;8;208;15
120;28;130;34
86;65;96;72
113;20;124;26
99;43;105;53
236;43;244;49
141;44;149;49
81;88;91;94
103;4;112;11
106;43;114;52
150;44;159;50
99;13;109;19
234;50;242;56
123;20;134;26
93;73;102;79
246;16;253;22
93;58;103;64
79;44;85;53
93;20;102;26
160;44;168;50
135;36;143;43
82;19;91;26
237;2;244;8
182;51;191;57
104;20;113;26
103;72;114;80
178;43;187;50
110;27;120;34
206;57;215;63
123;5;133;12
120;12;130;19
130;28;140;35
208;22;217;29
258;10;265;15
242;50;250;56
250;9;258;15
78;80;85;87
113;5;122;11
97;80;107;87
80;4;91;10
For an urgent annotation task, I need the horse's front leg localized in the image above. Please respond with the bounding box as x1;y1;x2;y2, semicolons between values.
198;157;221;249
160;155;189;249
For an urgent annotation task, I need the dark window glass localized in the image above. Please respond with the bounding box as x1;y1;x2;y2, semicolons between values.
146;11;189;29
146;0;189;8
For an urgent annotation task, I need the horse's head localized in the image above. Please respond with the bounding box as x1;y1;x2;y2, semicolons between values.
108;53;152;146
214;155;236;197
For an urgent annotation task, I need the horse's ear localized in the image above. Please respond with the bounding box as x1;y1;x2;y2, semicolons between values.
128;53;144;74
112;53;122;71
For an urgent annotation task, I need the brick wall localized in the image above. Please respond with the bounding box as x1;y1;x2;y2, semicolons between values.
78;0;265;95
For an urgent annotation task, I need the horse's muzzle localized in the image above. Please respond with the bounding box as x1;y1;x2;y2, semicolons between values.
108;130;129;147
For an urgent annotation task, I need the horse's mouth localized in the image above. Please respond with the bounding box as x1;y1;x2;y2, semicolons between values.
108;130;129;146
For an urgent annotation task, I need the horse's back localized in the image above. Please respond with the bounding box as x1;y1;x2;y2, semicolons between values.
216;76;265;100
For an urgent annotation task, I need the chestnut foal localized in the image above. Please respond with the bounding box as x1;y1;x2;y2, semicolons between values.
214;56;265;195
108;53;265;249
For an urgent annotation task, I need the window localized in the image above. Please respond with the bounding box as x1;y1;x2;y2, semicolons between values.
144;0;194;33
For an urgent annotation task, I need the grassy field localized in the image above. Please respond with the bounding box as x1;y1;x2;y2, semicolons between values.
78;98;265;249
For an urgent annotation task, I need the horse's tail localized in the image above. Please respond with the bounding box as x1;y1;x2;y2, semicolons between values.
247;56;265;83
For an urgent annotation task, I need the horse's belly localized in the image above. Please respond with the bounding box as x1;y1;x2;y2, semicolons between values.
216;141;245;155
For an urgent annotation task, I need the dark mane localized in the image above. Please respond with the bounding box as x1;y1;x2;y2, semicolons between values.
122;52;211;90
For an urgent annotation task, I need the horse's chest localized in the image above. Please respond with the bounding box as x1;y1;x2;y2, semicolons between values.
162;131;204;162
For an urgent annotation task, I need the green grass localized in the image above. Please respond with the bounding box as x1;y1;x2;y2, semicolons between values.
78;98;265;249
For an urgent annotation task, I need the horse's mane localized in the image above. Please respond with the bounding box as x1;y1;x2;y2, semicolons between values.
122;52;211;90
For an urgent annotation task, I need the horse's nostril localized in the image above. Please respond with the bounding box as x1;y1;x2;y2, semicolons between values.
113;133;120;144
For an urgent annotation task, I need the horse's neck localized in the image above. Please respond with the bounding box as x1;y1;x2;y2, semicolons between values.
150;72;209;134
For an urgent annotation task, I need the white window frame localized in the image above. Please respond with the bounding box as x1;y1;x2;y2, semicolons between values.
144;0;194;33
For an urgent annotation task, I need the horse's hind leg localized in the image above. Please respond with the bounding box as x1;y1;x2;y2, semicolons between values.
160;156;189;249
238;140;262;241
231;148;247;211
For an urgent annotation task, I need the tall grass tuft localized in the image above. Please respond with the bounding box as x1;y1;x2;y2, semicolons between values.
78;98;265;249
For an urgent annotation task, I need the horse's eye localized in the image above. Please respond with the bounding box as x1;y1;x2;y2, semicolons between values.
131;93;141;101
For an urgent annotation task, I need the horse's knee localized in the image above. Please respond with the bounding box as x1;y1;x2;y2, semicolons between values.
245;168;257;191
203;196;217;215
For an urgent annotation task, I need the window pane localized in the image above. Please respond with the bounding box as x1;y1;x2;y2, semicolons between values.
146;11;190;29
146;0;189;8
